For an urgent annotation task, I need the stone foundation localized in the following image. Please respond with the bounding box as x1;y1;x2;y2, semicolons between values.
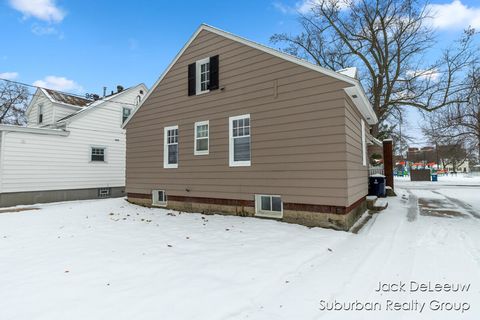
127;195;366;231
0;187;125;208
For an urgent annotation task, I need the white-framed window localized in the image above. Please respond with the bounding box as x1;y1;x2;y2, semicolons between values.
255;194;283;218
361;119;367;166
122;107;131;124
164;125;179;168
229;114;251;167
38;104;44;124
196;57;210;95
194;120;209;155
135;95;142;106
152;189;167;207
91;147;106;162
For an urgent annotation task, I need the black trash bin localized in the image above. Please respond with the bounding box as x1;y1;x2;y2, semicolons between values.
369;174;386;197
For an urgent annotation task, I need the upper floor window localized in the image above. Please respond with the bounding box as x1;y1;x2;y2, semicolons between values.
188;55;219;96
135;95;142;106
91;147;106;162
122;107;131;124
198;58;210;93
194;120;209;155
164;125;178;168
229;114;251;167
38;104;44;124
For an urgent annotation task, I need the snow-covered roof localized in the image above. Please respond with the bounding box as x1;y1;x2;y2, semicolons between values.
42;89;92;107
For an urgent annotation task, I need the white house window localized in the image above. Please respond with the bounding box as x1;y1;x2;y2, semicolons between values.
361;119;367;166
229;114;251;167
164;125;179;168
135;95;141;106
91;147;106;162
196;57;210;94
152;190;167;206
255;195;283;218
38;104;44;124
194;120;209;155
122;107;131;124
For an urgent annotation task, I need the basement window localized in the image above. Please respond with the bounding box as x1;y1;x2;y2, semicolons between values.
152;190;167;207
255;194;283;218
98;187;111;198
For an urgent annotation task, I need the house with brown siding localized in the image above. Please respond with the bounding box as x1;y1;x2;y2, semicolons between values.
123;24;378;230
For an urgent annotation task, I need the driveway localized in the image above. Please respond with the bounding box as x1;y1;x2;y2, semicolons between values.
396;178;480;220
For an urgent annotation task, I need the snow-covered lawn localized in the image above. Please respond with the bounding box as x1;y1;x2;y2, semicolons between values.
395;174;480;187
1;188;479;320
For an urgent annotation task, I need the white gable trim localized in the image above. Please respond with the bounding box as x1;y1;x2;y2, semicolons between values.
25;89;43;116
122;24;378;128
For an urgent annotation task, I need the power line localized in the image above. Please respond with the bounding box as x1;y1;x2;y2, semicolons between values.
0;78;138;107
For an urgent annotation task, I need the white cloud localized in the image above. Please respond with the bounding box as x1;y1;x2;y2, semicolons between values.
275;0;351;14
273;2;292;14
428;0;480;30
33;76;83;92
31;23;64;38
0;72;19;80
8;0;66;23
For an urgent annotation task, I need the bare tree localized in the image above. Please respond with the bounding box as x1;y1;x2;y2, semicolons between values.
0;80;29;125
422;66;480;161
271;0;476;136
436;143;470;173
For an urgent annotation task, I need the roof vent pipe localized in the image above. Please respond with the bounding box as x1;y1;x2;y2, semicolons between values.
103;86;107;98
117;85;124;93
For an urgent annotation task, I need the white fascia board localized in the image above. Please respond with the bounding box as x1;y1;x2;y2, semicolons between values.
123;23;376;128
25;89;43;116
344;85;378;125
0;124;70;136
58;84;147;125
122;27;207;129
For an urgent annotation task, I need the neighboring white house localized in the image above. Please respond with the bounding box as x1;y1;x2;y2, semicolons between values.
0;84;147;207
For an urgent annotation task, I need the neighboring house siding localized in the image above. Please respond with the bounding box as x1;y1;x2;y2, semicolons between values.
53;105;80;122
344;95;369;206
0;129;125;193
0;85;146;194
27;94;53;127
126;30;354;207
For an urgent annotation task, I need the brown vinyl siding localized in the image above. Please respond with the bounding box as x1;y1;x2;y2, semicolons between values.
344;95;369;205
126;29;362;208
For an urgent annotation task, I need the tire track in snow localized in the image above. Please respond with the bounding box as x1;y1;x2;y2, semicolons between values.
406;191;418;222
432;191;480;219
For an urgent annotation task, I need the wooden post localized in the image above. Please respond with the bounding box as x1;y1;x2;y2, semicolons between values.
383;139;394;190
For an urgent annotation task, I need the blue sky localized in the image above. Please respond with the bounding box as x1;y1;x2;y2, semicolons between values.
1;0;479;142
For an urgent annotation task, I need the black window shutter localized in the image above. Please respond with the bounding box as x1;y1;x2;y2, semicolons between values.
188;63;196;96
209;55;219;90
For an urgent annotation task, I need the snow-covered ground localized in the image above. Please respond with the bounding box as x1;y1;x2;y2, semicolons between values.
395;174;480;187
1;186;479;320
